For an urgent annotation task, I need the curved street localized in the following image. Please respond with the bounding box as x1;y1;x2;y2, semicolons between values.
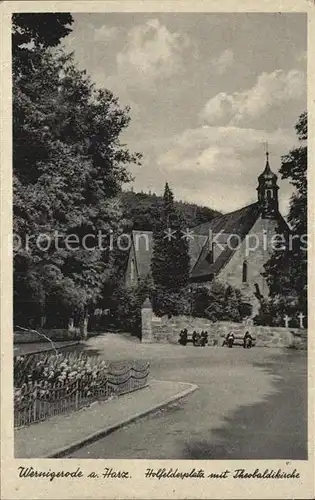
61;334;307;460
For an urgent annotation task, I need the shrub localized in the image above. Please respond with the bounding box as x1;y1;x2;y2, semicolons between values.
152;286;190;317
108;279;252;328
253;296;306;327
110;279;190;330
191;282;252;323
110;278;152;334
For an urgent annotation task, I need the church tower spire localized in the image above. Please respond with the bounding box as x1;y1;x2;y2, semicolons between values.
257;151;279;218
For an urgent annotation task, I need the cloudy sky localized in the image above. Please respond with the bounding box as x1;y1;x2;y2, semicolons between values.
63;13;307;215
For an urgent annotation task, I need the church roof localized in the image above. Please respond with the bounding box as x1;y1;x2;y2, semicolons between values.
190;202;261;279
131;230;208;278
188;234;208;269
193;202;260;236
130;200;288;282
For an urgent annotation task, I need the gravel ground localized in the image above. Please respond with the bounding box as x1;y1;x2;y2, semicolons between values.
63;334;307;459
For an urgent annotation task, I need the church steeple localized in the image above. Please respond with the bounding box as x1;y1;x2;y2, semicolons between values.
257;151;279;218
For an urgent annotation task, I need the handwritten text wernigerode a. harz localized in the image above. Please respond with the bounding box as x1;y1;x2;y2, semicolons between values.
17;465;300;482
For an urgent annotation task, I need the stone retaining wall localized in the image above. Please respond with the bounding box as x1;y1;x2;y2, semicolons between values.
141;304;307;349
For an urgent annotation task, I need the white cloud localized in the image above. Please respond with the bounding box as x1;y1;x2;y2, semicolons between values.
157;125;296;172
151;125;297;214
201;69;305;126
94;25;120;42
106;18;193;91
210;49;234;75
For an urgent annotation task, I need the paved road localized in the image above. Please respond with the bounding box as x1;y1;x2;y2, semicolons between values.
64;335;307;460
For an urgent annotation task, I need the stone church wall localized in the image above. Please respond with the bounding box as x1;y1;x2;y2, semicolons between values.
217;215;281;316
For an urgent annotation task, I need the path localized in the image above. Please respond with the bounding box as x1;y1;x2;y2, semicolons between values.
63;334;307;459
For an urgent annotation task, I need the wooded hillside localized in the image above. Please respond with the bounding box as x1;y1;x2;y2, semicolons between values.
121;190;221;231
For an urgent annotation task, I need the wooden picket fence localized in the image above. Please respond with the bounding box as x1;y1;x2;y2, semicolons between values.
14;360;150;428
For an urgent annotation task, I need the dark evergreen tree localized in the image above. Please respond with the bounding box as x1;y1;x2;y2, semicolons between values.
163;182;174;225
151;183;190;316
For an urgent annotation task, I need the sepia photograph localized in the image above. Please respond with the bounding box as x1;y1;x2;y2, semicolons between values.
11;11;308;462
1;4;313;499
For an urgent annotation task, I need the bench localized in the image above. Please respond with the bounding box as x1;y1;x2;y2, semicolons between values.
179;331;208;347
222;335;256;347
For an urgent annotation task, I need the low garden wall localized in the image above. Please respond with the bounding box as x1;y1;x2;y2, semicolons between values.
14;328;81;344
141;304;307;349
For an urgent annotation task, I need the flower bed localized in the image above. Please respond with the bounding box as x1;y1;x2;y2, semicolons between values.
14;352;150;427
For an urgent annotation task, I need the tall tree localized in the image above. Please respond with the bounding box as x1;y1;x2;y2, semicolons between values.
264;111;307;321
12;15;141;327
12;13;73;49
151;182;190;315
12;13;73;77
163;182;174;225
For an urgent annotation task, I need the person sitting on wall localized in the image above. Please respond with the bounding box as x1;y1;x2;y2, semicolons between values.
198;330;203;345
178;329;183;345
201;331;208;347
184;328;188;345
200;330;204;346
179;329;188;346
227;332;235;348
222;332;231;347
192;330;197;346
243;331;253;349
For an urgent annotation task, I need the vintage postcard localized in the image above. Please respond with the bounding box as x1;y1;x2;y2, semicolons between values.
1;1;314;499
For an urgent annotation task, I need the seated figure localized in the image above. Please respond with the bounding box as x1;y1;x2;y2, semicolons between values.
179;329;188;346
243;331;253;349
224;332;234;348
201;331;208;346
192;330;197;346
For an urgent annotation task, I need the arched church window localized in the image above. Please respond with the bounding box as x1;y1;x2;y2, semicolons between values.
130;258;136;282
266;189;273;200
206;243;215;264
242;261;248;283
254;283;262;299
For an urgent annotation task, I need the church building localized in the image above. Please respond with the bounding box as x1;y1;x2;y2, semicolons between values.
125;154;290;315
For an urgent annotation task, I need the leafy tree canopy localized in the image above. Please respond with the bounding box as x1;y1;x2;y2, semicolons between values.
13;15;141;327
263;111;307;320
12;13;73;49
